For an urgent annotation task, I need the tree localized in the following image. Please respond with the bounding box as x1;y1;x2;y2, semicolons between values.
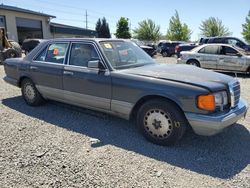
166;11;192;41
115;17;131;39
242;10;250;43
95;17;111;38
133;19;161;41
199;17;231;37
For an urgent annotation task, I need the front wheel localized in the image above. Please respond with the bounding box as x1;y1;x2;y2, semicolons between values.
187;60;200;67
21;79;45;106
137;99;187;146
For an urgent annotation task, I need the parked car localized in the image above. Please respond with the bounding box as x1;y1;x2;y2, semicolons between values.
198;37;210;45
3;39;248;145
207;37;250;51
160;41;184;57
131;39;156;57
175;43;197;58
22;39;46;54
177;43;250;73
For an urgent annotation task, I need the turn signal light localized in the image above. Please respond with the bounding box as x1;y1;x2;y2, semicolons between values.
197;94;215;111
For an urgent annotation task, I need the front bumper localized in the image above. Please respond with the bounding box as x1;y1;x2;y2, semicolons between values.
3;76;19;87
177;58;185;64
185;99;248;136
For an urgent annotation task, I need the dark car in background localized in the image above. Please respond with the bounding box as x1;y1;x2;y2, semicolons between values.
207;37;250;51
131;39;156;57
175;43;197;58
22;39;46;54
160;41;184;57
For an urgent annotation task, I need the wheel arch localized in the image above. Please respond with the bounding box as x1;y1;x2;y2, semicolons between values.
18;75;32;87
129;94;184;121
186;59;200;67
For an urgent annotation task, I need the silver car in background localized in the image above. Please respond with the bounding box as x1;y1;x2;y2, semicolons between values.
177;43;250;73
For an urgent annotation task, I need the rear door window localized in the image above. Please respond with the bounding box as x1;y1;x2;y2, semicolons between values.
198;45;220;54
45;43;69;64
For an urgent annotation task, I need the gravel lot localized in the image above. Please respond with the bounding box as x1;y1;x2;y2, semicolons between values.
0;57;249;188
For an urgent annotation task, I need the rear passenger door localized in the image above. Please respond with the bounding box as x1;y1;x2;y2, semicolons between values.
197;45;220;69
31;42;69;100
63;42;112;110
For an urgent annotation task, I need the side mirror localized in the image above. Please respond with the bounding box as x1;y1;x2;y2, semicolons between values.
88;60;106;70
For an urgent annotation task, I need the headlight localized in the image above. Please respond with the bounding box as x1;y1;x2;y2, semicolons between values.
197;91;228;111
214;91;228;106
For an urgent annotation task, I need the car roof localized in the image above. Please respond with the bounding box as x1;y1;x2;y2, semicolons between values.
45;38;128;43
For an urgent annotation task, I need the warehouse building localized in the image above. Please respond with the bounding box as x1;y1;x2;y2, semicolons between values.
0;4;96;44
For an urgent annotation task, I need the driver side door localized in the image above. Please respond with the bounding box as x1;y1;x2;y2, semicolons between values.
63;42;112;110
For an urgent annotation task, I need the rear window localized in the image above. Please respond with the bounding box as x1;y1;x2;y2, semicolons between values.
198;45;220;54
44;43;68;64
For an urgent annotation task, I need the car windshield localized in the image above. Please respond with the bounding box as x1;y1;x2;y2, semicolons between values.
99;41;155;69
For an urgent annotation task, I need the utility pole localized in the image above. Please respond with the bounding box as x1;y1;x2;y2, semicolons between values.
85;10;88;29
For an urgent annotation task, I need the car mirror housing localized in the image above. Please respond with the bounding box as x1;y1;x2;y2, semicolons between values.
88;60;106;70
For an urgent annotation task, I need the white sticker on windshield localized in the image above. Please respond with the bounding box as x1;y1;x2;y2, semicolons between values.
104;43;112;49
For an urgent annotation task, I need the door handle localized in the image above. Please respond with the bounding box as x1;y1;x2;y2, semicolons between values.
63;71;74;76
30;66;38;70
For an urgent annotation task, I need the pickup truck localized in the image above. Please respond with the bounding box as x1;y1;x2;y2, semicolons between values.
3;38;248;145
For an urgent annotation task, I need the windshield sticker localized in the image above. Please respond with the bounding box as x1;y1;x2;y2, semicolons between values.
104;43;112;49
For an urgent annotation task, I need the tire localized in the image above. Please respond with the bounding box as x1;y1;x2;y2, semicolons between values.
187;60;200;67
3;48;19;59
9;41;22;57
21;79;45;106
137;99;187;146
162;51;168;57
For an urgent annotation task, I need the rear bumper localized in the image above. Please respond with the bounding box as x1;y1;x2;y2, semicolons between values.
185;99;248;136
3;76;19;87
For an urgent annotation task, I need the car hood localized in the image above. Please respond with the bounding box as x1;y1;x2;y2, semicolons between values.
120;63;234;92
140;45;153;49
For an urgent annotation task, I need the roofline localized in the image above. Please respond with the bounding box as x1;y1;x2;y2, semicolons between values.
0;4;56;18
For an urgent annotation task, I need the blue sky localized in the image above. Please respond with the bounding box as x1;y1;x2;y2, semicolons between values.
2;0;250;41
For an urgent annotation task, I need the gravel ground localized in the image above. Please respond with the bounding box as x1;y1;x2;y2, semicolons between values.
0;57;249;188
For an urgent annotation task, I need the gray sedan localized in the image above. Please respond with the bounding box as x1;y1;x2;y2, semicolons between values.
3;39;248;146
177;43;250;73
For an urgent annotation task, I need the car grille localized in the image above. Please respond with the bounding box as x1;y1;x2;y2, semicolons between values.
228;80;240;108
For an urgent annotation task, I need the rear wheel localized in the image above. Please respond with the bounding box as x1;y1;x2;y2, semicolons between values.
8;41;22;57
3;48;19;59
187;59;200;67
21;79;45;106
137;99;187;146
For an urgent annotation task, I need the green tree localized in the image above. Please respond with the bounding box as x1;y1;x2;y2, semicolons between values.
133;19;161;41
166;11;192;41
242;10;250;43
115;17;131;39
95;17;111;38
199;17;231;37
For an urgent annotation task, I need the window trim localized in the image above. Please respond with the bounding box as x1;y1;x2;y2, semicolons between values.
33;42;70;65
66;41;108;70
